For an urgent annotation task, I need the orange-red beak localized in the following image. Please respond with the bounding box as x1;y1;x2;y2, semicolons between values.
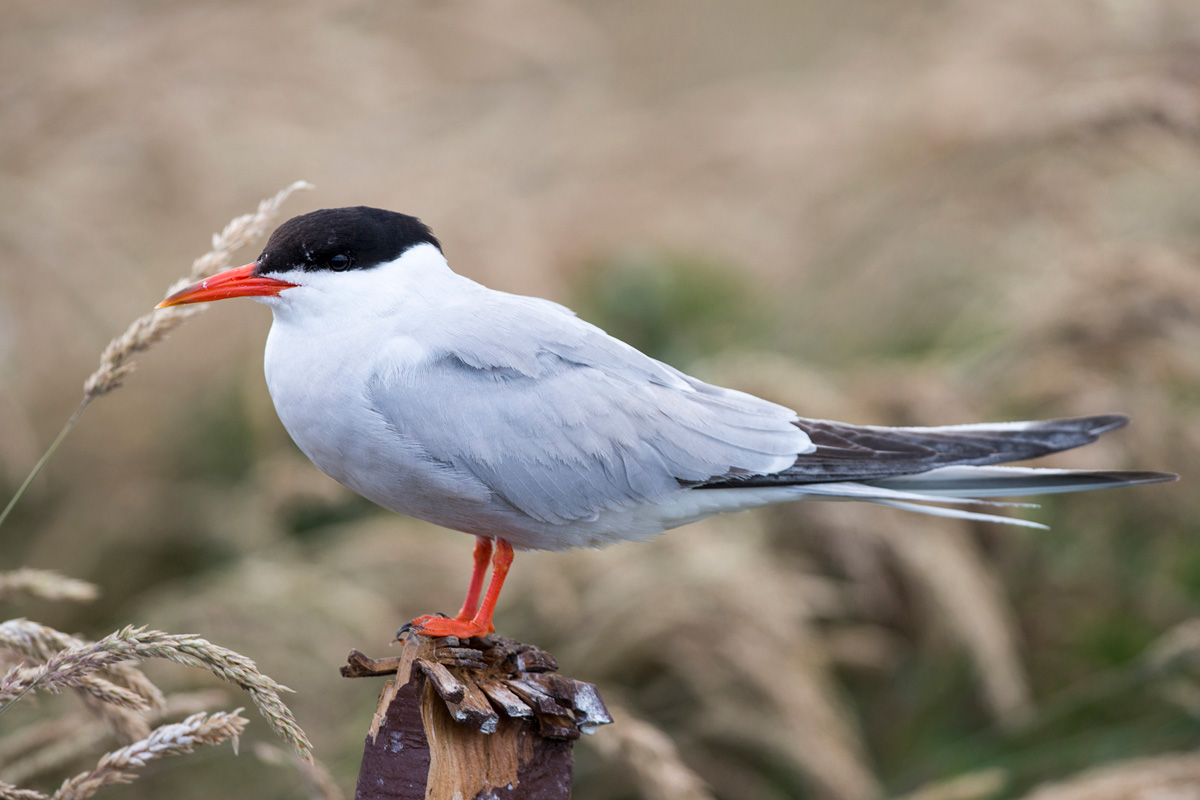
156;263;297;308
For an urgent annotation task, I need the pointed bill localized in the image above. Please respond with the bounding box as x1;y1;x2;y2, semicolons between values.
157;263;296;308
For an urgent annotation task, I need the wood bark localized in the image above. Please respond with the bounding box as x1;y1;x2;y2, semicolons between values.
345;634;611;800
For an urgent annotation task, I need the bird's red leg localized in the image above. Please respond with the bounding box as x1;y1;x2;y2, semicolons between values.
454;536;493;620
468;538;513;633
412;538;514;639
408;536;492;631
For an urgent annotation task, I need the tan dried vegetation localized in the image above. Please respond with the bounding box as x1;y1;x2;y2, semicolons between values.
3;1;1200;799
0;193;322;799
0;565;320;800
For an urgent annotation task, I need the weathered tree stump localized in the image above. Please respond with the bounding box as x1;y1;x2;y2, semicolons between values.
343;633;612;800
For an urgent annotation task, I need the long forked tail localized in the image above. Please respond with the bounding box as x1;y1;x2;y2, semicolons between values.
770;414;1177;528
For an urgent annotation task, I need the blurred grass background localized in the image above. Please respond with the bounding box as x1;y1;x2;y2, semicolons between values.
3;0;1200;798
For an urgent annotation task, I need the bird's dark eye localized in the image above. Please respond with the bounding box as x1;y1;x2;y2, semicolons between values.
329;253;352;271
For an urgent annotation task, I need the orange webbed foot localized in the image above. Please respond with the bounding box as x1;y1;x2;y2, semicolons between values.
407;615;494;638
406;612;450;629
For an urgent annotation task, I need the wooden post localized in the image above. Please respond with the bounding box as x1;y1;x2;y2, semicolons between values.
343;634;612;800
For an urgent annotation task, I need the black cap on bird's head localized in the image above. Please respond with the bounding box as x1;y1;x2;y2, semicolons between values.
158;206;441;307
256;207;442;276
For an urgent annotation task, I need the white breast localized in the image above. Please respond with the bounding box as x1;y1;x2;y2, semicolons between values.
259;246;496;519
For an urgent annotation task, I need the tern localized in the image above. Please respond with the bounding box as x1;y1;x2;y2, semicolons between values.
159;206;1175;639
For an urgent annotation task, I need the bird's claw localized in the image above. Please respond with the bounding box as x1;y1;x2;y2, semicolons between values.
396;612;449;639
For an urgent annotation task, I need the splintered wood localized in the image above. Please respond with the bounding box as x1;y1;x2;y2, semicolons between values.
344;634;612;800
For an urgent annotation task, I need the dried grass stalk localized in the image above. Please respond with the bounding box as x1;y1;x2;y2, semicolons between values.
82;180;313;400
0;572;98;604
586;701;715;800
0;620;164;741
0;632;157;710
93;667;165;718
0;620;90;663
51;711;247;800
0;623;311;762
0;621;165;711
0;667;145;710
0;782;47;800
0;181;312;532
0;691;229;787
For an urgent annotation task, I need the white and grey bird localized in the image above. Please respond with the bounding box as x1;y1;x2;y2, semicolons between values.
159;206;1176;638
